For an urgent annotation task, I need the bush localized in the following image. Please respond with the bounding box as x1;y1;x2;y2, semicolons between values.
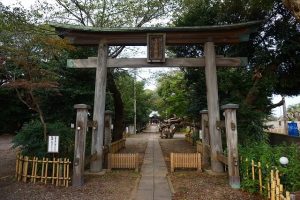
13;120;74;159
239;142;300;192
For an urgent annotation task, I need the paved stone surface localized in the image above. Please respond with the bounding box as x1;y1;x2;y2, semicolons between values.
134;125;171;200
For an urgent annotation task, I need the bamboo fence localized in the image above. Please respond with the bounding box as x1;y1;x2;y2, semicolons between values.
170;153;202;172
243;159;290;200
15;154;71;187
109;138;126;153
108;153;139;172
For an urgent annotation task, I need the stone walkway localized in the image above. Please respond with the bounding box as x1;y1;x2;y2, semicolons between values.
134;125;172;200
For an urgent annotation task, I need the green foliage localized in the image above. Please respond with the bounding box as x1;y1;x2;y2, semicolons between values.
240;142;300;192
156;71;188;118
13;120;74;159
115;70;155;128
171;0;300;144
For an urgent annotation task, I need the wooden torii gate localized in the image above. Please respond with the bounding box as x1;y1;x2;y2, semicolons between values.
53;21;260;175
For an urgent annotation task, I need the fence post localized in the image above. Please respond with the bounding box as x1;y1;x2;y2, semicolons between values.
73;104;90;187
221;104;240;189
200;110;210;168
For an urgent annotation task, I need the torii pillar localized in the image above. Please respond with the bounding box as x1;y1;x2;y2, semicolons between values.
90;42;108;172
204;42;224;173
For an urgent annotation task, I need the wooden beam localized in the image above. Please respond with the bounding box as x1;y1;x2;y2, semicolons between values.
204;42;224;173
67;57;247;68
90;42;108;173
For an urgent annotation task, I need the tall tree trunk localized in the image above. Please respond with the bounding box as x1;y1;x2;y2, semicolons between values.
107;69;125;141
29;90;47;141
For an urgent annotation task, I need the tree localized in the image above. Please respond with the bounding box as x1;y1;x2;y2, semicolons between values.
32;0;180;140
287;103;300;120
283;0;300;20
0;4;73;140
156;71;189;118
172;0;300;144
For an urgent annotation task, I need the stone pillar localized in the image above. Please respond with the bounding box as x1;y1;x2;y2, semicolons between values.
200;110;210;168
90;42;108;172
73;104;90;186
204;42;223;173
221;103;240;189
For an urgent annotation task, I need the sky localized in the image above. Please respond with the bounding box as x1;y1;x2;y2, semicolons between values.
2;0;300;117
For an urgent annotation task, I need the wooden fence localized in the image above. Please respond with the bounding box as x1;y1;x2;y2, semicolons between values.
243;159;291;200
108;153;139;172
15;154;71;187
185;134;193;144
170;153;202;172
109;138;126;153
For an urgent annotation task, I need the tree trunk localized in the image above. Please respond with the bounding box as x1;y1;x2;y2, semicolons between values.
29;90;47;141
107;70;125;141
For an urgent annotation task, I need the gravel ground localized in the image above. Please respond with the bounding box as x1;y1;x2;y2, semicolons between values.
159;133;264;200
1;132;264;200
0;133;147;200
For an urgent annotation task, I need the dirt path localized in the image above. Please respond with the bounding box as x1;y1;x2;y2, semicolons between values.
0;133;146;200
0;132;263;200
0;134;17;178
159;133;263;200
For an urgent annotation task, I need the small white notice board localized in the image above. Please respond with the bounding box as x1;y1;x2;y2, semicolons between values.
48;135;59;153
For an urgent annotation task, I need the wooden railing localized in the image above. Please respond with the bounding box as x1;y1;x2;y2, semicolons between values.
216;151;228;165
16;154;71;187
109;138;126;153
108;153;139;172
185;134;193;144
170;153;202;172
243;159;291;200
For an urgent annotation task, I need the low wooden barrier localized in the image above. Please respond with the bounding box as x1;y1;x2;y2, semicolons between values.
243;159;290;200
108;153;139;172
185;134;193;144
109;138;126;153
170;153;202;172
216;151;228;165
15;154;71;187
196;141;211;167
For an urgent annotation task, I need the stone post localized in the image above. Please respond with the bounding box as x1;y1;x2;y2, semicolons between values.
221;103;240;189
200;110;210;168
73;104;90;186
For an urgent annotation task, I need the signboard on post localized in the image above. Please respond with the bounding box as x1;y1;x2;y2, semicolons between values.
48;135;59;153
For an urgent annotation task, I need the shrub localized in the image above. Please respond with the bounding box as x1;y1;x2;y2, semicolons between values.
239;142;300;192
13;120;74;159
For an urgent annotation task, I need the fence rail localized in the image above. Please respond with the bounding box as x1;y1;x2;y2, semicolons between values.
109;138;126;153
185;134;193;144
170;153;202;172
108;153;139;172
243;159;290;200
15;154;71;187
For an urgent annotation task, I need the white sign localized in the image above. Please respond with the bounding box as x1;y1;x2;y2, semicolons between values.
48;135;59;153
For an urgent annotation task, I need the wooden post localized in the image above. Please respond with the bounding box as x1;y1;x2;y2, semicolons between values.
221;103;240;189
204;42;223;173
200;110;210;168
104;110;113;147
90;42;108;172
73;104;90;186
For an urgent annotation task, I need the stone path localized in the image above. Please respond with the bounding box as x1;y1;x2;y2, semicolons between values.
134;125;172;200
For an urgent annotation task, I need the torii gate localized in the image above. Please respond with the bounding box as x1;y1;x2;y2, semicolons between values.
53;21;259;175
